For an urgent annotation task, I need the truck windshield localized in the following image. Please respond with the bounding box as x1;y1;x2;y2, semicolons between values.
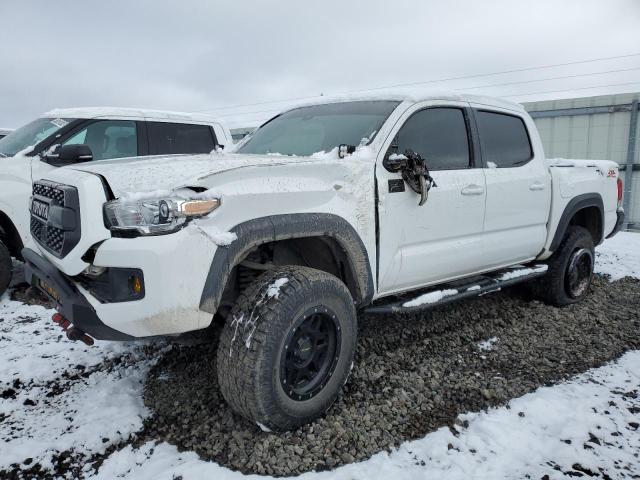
236;101;400;156
0;117;74;157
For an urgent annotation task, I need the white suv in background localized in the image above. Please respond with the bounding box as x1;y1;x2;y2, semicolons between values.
0;108;230;294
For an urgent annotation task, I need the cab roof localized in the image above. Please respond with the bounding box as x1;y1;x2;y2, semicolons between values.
43;107;224;124
287;88;525;113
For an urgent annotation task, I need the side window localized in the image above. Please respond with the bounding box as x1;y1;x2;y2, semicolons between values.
147;122;216;155
63;120;137;161
475;110;532;168
392;107;471;170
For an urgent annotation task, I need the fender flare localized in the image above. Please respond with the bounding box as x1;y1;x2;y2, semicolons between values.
549;193;604;252
199;213;375;314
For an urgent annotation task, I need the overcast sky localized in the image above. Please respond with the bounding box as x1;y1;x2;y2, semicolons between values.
1;0;639;128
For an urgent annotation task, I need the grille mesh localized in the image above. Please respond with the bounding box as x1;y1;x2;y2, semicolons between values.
32;183;64;204
31;182;70;255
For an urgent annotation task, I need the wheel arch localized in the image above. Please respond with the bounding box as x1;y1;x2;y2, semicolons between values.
0;210;24;260
199;213;375;315
549;193;604;253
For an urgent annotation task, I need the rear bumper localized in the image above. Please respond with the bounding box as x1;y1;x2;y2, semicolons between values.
22;248;134;340
606;208;625;239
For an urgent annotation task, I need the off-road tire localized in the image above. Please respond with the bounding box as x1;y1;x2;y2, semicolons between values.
217;266;357;431
0;241;12;297
536;226;595;306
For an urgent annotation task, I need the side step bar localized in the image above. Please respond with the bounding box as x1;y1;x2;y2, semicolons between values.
364;264;548;315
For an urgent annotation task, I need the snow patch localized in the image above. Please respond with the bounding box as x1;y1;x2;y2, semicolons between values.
477;337;499;351
266;277;289;299
466;285;481;292
595;232;640;281
403;288;458;308
496;264;548;281
256;422;272;433
486;161;497;169
119;189;172;202
14;145;34;157
191;222;237;246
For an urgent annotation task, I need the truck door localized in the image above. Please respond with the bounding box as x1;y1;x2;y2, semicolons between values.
376;102;487;295
472;107;550;267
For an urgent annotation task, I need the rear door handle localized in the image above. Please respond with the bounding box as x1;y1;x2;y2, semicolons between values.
529;182;545;191
461;184;485;196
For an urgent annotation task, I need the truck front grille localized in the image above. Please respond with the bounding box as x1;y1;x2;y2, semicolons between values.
30;181;81;258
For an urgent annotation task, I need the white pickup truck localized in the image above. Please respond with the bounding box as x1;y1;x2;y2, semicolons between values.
22;92;624;431
0;108;230;294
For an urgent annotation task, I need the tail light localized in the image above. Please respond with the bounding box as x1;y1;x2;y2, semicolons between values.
617;177;623;208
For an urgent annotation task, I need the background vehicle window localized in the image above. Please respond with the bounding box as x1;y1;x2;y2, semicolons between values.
475;111;532;167
393;107;470;170
63;120;137;161
0;117;75;157
147;122;215;155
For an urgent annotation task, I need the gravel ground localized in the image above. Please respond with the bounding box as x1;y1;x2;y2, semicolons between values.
143;276;640;477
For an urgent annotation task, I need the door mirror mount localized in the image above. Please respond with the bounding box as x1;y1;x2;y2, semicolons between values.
383;153;408;172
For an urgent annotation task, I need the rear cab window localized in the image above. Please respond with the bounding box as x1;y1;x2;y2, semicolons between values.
474;110;532;168
147;122;216;155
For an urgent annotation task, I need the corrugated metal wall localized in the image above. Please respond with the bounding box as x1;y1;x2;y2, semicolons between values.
523;93;640;227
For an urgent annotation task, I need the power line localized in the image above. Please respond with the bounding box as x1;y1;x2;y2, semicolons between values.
204;67;640;119
504;81;640;98
195;52;640;113
459;66;640;91
221;80;640;127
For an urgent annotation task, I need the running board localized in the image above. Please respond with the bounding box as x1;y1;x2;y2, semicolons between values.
364;264;548;315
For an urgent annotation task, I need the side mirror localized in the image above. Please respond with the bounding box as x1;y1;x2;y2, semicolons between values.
49;144;93;165
383;153;408;172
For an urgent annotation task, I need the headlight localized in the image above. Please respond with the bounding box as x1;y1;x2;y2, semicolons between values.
104;196;220;235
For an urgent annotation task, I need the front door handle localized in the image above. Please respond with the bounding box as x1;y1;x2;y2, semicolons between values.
529;182;545;191
461;184;485;196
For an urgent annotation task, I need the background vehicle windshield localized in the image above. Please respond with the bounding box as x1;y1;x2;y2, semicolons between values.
0;117;74;157
236;101;399;156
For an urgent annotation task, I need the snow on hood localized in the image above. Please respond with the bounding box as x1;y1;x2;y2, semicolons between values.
63;152;336;197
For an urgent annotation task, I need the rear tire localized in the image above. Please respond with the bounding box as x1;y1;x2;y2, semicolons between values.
217;266;357;431
536;226;595;306
0;241;12;297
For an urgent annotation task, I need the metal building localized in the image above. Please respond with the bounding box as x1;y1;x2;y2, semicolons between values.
522;93;639;230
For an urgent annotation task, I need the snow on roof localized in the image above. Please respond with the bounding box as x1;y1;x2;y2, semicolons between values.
281;88;526;113
0;128;13;134
43;107;223;124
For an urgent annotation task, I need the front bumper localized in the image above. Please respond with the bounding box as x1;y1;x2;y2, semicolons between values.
606;208;625;239
22;248;134;340
25;223;217;339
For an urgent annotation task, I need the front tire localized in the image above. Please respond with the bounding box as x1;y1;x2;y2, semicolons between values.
537;226;595;306
217;266;357;431
0;241;12;297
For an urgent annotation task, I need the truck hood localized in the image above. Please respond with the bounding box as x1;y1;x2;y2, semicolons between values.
63;153;326;197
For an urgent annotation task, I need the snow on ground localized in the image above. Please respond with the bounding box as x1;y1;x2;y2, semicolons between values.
91;350;640;480
595;231;640;280
476;336;499;352
0;285;164;471
0;233;638;479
